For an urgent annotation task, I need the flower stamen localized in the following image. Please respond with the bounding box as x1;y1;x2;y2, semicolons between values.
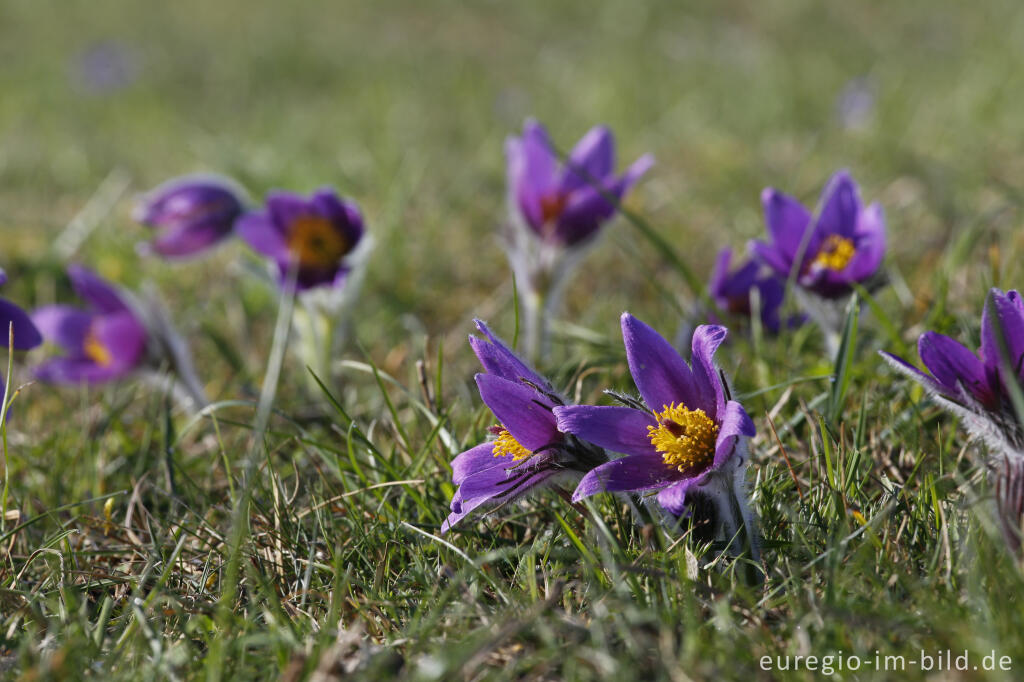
539;192;568;224
813;234;856;271
287;215;350;268
84;328;113;367
492;427;533;461
647;403;718;472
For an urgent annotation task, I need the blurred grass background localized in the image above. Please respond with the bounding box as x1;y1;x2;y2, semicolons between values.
5;0;1024;679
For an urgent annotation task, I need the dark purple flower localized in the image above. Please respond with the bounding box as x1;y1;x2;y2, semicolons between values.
554;314;755;519
709;248;787;333
134;175;245;258
882;288;1024;553
443;320;606;533
31;266;148;384
750;170;885;299
506;119;653;247
0;270;41;351
881;288;1024;449
236;188;365;291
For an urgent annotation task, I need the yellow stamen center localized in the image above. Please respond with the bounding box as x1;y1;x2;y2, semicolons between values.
84;328;113;367
492;428;533;461
286;215;350;269
647;403;718;473
539;192;568;224
813;234;856;271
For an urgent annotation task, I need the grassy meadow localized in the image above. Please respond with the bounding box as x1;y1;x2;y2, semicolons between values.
3;0;1024;679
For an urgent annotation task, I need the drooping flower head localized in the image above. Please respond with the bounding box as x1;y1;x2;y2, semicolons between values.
443;320;607;533
31;266;148;384
708;248;787;333
237;188;365;291
134;175;246;258
881;289;1024;551
750;170;885;300
0;269;42;351
555;314;754;516
506;119;653;248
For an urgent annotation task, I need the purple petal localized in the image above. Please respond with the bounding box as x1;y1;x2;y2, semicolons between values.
690;324;727;419
34;357;125;384
235;211;288;261
450;441;499;486
91;310;148;373
508;120;557;230
815;170;861;239
878;350;949;396
841;202;885;281
67;265;128;314
553;405;658;457
266;191;313;233
559;125;614;194
918;331;992;404
749;239;793;278
708;248;734;298
712;400;755;468
149;222;233;258
553;153;653;246
30;305;92;353
621;313;701;413
468;319;552;390
981;288;1024;392
656;477;704;516
761;187;811;262
571;453;675;501
475;374;559;451
0;298;42;350
311;189;365;246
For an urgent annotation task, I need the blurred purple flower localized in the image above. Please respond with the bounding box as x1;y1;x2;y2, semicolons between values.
134;175;245;259
836;77;876;130
709;248;787;333
0;270;42;351
881;288;1024;551
750;170;885;300
72;41;140;94
237;188;365;291
31;266;147;384
506;119;653;248
442;320;606;533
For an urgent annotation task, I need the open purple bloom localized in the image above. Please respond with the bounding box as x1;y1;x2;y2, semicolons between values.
31;266;148;384
443;320;606;533
709;248;787;333
750;170;885;300
134;175;245;258
0;272;41;351
555;314;755;519
236;188;365;291
506;119;653;247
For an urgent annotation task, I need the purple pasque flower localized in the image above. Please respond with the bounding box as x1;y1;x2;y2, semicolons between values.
709;247;786;333
506;119;653;248
750;170;885;300
554;314;757;550
236;188;365;291
443;320;606;533
134;175;245;258
881;288;1024;455
0;269;42;351
881;288;1024;550
31;266;148;384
